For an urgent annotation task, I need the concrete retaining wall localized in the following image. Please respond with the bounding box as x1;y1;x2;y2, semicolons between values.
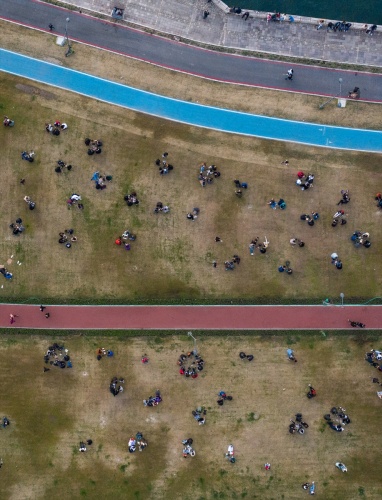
212;0;381;31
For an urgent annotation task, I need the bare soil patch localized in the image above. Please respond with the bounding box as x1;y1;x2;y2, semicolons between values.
15;83;56;100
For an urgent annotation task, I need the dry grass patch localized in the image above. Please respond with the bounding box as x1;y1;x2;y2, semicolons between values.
0;334;381;499
0;20;381;130
1;72;381;302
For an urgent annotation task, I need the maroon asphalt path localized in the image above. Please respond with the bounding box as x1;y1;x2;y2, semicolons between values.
1;304;381;330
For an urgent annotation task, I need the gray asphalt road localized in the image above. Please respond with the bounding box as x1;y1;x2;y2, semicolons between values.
1;0;382;101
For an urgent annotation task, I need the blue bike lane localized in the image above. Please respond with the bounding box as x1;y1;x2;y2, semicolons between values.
1;49;381;153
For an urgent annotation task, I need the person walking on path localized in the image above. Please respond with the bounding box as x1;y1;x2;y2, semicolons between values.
9;314;16;324
45;313;50;319
348;319;365;328
286;69;294;81
40;305;46;312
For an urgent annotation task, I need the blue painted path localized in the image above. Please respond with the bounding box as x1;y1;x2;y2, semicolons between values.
1;49;381;153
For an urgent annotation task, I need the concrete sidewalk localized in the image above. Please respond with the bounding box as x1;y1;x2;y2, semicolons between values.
55;0;382;66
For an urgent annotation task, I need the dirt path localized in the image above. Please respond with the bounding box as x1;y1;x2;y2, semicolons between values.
1;304;381;330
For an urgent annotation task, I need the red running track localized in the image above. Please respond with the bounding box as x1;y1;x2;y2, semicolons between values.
1;304;381;330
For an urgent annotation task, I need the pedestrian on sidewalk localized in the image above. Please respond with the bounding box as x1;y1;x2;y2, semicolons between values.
316;19;325;30
242;12;249;21
203;10;210;19
45;313;50;319
40;305;46;312
48;24;54;31
9;314;16;324
286;69;294;81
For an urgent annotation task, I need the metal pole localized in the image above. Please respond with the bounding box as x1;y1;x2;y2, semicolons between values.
65;17;73;56
65;17;69;45
187;331;197;355
319;78;343;109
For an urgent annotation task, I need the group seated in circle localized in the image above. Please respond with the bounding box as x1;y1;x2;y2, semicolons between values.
198;162;221;186
249;237;269;255
296;171;315;190
128;432;148;453
84;138;102;155
46;121;67;135
44;342;72;368
55;159;72;173
178;351;205;378
124;192;140;206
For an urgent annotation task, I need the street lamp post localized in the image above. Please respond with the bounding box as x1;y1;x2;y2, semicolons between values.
64;17;73;57
340;293;345;307
319;77;344;109
65;17;70;45
187;331;197;355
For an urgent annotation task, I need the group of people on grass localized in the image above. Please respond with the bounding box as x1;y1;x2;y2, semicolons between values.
178;351;205;378
249;236;269;255
85;137;102;155
43;343;72;369
155;152;174;176
295;171;315;191
128;432;148;453
115;230;137;251
110;377;125;396
45;120;68;135
198;162;221;187
58;228;78;248
324;406;351;432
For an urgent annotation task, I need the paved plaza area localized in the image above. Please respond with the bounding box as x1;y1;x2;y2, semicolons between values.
61;0;382;66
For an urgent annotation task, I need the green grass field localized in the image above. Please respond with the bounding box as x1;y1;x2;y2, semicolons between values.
0;334;381;500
